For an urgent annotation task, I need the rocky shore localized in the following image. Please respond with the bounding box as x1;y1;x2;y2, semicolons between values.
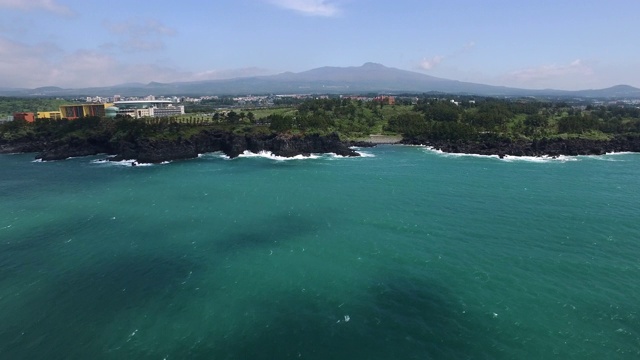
3;130;640;163
402;135;640;157
0;131;358;163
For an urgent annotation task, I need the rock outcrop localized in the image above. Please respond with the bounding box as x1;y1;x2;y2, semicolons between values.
402;135;640;158
3;128;640;162
31;131;358;163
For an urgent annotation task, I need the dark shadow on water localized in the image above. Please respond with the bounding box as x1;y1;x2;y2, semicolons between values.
0;216;122;284
212;213;326;255
0;253;199;360
0;209;333;359
145;275;509;360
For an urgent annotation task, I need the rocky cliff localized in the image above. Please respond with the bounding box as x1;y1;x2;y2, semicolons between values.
402;135;640;158
24;131;358;162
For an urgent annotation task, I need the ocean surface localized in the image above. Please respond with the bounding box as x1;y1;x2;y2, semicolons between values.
1;146;639;359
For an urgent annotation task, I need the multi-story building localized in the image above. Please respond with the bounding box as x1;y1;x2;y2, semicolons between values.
37;111;63;120
373;96;396;105
9;100;185;123
113;100;185;119
13;112;35;122
59;104;113;120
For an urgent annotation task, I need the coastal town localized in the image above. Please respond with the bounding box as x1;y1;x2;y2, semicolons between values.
2;89;640;164
4;92;640;125
2;93;406;123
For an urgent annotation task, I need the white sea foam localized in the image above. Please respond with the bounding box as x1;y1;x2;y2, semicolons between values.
501;155;578;163
90;159;154;167
605;151;636;156
448;152;501;159
198;152;231;160
423;146;580;163
238;150;321;161
579;151;638;161
355;151;375;158
576;155;619;162
325;151;375;159
423;147;500;159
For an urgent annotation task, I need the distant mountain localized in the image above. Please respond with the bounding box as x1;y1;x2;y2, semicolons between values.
33;86;64;92
570;85;640;98
1;63;639;98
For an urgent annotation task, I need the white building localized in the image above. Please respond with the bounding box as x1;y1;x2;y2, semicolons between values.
113;100;185;119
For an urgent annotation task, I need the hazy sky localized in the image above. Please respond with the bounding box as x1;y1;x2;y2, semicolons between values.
1;0;638;90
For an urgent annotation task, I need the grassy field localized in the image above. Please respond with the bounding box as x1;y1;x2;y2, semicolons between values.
157;106;298;124
246;107;297;119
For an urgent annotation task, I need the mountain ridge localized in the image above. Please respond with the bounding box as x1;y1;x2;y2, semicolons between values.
1;63;639;98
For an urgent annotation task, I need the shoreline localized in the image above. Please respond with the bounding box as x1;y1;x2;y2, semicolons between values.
2;133;640;163
0;131;360;163
400;135;640;158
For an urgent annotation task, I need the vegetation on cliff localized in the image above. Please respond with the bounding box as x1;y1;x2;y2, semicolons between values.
199;96;640;144
2;95;640;161
0;115;357;162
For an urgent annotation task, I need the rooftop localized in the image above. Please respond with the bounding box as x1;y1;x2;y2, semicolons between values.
114;100;174;104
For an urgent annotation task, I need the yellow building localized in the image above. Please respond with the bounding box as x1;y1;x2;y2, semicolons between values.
37;111;63;120
58;103;113;120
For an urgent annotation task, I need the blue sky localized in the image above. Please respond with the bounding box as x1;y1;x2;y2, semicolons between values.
0;0;638;90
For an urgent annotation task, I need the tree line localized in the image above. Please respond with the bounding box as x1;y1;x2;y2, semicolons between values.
0;97;70;117
3;96;640;144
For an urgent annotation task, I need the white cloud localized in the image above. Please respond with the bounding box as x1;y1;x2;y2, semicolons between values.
268;0;341;17
418;56;444;70
193;68;271;81
417;41;475;71
507;59;593;83
462;41;476;51
103;19;176;52
104;19;176;37
0;36;272;88
489;59;602;90
0;0;73;15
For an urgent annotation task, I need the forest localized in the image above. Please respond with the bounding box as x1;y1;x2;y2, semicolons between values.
2;96;640;146
257;97;640;141
0;97;70;118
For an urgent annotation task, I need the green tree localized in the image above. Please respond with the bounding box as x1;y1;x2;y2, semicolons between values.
422;101;461;122
386;113;426;136
524;114;548;128
267;114;294;132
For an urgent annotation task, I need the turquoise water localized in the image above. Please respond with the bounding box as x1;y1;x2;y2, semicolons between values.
1;147;639;359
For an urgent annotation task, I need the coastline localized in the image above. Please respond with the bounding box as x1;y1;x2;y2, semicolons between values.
400;135;640;158
0;131;359;163
3;132;640;163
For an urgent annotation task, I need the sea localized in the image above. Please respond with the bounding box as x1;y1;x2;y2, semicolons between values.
0;145;638;360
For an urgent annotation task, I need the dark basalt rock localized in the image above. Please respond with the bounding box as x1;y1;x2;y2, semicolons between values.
1;141;47;154
5;127;639;163
346;141;377;148
402;135;640;157
37;135;112;161
32;131;358;163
